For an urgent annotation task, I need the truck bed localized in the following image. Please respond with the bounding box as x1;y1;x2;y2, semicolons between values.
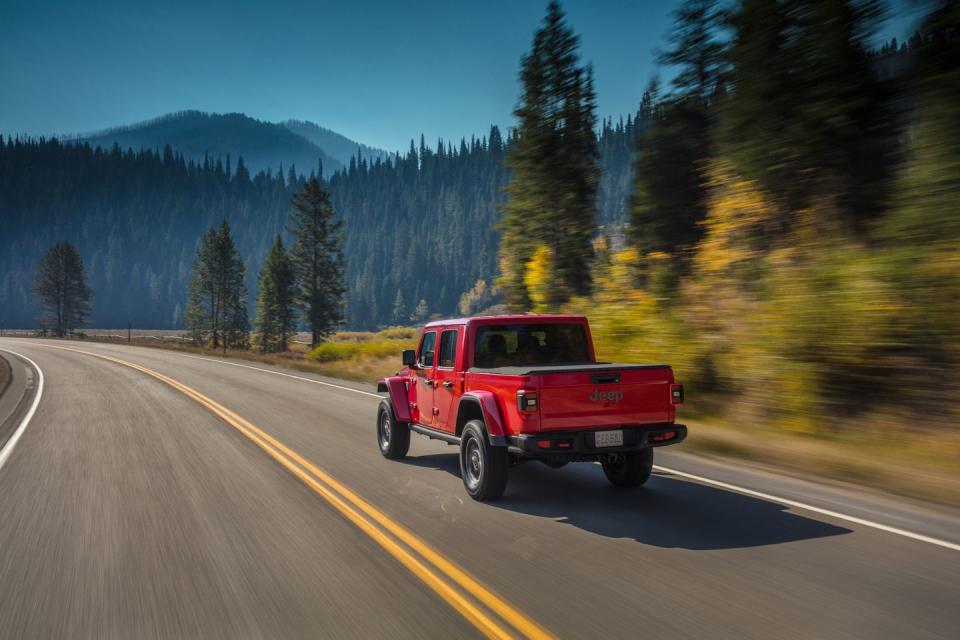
467;363;670;376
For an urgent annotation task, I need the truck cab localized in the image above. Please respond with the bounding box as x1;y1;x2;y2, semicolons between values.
377;314;686;501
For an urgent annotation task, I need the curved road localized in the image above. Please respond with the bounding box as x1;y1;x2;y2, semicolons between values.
0;339;957;639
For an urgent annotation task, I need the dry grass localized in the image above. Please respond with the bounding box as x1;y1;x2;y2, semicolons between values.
681;419;960;507
49;326;415;383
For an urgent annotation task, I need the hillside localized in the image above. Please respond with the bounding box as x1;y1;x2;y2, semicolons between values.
0;116;642;331
82;111;341;177
0;136;506;330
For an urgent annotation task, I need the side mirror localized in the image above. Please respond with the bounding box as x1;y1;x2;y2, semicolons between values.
402;349;416;367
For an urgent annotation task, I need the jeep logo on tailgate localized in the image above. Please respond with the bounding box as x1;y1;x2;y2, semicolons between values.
589;388;624;403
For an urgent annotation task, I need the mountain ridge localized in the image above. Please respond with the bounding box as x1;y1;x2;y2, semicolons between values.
281;119;391;166
79;111;362;178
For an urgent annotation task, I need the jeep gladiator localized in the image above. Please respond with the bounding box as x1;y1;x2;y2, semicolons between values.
376;314;686;500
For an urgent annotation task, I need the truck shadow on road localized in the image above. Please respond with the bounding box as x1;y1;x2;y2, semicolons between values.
400;454;851;550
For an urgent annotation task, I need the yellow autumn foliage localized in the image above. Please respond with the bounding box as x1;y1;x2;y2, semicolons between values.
562;159;957;435
524;245;554;313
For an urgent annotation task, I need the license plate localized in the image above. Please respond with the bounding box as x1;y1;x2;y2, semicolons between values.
595;430;623;448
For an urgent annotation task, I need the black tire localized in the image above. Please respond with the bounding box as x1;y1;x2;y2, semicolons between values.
459;420;508;501
602;448;654;488
377;401;410;460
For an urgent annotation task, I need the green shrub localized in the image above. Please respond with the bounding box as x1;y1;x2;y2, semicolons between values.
306;337;415;363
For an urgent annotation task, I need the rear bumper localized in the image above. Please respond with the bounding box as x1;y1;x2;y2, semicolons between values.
508;424;687;458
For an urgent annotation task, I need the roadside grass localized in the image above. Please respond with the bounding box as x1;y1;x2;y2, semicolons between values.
8;329;959;506
681;417;960;507
69;328;415;383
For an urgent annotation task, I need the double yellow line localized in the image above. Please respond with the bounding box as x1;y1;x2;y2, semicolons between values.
42;344;553;640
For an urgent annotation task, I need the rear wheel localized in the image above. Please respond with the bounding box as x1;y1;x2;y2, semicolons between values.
459;420;508;501
377;401;410;460
602;448;653;488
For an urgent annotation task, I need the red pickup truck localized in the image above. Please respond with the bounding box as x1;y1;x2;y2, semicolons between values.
376;314;686;500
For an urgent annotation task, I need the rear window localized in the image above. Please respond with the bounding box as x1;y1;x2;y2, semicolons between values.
473;324;590;368
438;329;458;368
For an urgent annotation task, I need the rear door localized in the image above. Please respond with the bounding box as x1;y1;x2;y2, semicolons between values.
537;367;674;430
432;328;462;433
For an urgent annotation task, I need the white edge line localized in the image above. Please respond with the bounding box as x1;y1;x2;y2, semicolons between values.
0;349;45;472
177;353;383;398
652;464;960;552
59;343;960;553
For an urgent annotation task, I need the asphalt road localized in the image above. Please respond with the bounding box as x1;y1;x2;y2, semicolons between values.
0;339;957;639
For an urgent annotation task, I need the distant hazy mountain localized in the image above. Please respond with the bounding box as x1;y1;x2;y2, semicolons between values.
282;120;391;166
82;111;341;177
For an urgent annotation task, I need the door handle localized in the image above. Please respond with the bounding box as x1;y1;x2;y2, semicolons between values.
442;381;453;389
424;379;434;388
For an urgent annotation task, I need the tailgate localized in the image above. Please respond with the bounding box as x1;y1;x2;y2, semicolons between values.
537;367;673;430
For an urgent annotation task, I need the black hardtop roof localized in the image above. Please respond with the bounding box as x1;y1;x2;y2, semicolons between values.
422;314;588;330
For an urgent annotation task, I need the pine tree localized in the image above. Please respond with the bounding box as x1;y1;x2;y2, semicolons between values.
391;290;406;325
34;242;93;336
499;1;599;311
254;235;297;352
629;0;726;261
879;0;960;365
719;0;885;221
629;98;711;258
287;177;345;345
185;220;248;351
659;0;727;100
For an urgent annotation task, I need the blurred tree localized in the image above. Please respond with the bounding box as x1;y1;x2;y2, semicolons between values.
499;0;599;310
660;0;728;100
34;242;93;336
629;98;711;260
254;235;296;352
719;0;888;226
630;0;726;266
288;177;345;346
524;245;555;313
879;0;960;368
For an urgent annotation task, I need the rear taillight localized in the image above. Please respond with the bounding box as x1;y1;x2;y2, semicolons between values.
670;384;684;405
517;389;538;412
650;430;678;443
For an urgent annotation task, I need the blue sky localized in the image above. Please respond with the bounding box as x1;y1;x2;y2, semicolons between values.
1;0;924;153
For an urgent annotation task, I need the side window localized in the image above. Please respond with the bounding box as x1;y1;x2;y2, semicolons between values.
438;330;458;368
418;332;437;368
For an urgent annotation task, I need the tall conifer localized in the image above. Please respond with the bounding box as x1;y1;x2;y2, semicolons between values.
287;177;345;346
34;242;93;336
254;235;297;352
185;220;248;351
499;1;598;311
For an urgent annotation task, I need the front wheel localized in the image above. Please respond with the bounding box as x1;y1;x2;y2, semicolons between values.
459;420;508;501
377;401;410;459
602;448;653;488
